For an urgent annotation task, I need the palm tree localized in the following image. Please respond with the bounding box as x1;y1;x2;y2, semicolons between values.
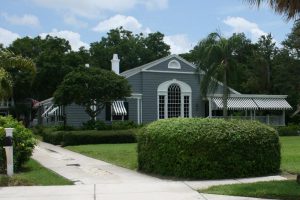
198;33;238;118
246;0;300;20
0;50;35;100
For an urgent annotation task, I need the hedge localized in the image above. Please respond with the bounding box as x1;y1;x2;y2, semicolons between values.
137;118;280;179
277;124;300;136
42;129;137;146
0;116;36;173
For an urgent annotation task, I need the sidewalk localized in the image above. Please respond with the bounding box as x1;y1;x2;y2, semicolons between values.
0;142;285;200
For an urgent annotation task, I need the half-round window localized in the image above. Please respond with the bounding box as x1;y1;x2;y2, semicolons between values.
168;60;181;69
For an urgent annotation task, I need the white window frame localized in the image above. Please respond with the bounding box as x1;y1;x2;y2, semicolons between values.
157;79;192;119
168;60;181;69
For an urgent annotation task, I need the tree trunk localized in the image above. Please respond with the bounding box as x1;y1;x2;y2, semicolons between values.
223;67;228;118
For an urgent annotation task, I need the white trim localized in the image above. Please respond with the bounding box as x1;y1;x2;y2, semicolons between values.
157;79;192;119
137;99;140;124
143;70;201;75
127;93;142;99
168;59;181;69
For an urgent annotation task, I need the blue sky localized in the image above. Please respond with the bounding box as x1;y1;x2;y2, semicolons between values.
0;0;294;54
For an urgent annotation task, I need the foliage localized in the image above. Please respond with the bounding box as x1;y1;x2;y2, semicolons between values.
200;180;300;200
54;67;131;120
90;27;170;72
0;159;72;186
137;118;280;179
9;36;89;100
277;124;300;136
82;120;137;130
0;116;36;173
246;0;300;20
280;136;300;174
66;143;137;170
42;129;137;146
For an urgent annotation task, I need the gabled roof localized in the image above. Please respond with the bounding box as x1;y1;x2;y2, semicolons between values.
120;54;241;95
120;54;197;78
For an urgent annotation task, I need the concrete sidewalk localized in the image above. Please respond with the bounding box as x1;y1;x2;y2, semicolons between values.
0;142;285;200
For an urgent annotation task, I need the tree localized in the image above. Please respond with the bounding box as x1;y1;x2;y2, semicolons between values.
54;68;131;120
90;27;170;72
0;68;13;99
0;50;36;100
246;0;300;20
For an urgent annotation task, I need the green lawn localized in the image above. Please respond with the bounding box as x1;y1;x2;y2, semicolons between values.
200;136;300;200
200;180;300;200
0;159;73;186
280;136;300;174
66;143;137;170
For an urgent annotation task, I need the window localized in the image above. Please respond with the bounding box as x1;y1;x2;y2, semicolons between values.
184;96;190;117
159;95;165;119
106;101;129;121
168;60;181;69
157;79;192;119
168;84;181;118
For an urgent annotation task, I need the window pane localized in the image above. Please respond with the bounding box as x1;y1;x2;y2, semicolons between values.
184;96;189;118
159;95;165;119
168;84;181;118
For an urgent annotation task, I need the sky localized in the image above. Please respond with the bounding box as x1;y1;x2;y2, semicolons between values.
0;0;294;54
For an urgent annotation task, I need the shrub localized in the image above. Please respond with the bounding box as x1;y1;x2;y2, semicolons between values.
137;118;280;179
277;124;300;136
82;120;138;130
43;129;137;146
0;116;36;173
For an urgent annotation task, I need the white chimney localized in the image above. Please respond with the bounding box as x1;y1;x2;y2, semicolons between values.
111;54;120;74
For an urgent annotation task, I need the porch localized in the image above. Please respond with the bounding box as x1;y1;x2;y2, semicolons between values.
207;94;292;126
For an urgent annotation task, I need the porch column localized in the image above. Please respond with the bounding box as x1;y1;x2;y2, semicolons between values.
208;97;212;118
137;98;140;125
282;110;285;126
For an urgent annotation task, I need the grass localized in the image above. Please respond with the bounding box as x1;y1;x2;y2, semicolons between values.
280;136;300;174
0;159;73;186
200;180;300;200
200;136;300;200
66;143;137;170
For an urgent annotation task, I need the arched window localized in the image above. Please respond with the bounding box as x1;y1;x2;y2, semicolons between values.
168;60;181;69
157;79;192;119
168;84;181;118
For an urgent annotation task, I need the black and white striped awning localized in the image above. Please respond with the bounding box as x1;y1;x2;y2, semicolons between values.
211;95;292;110
112;101;127;116
212;97;258;110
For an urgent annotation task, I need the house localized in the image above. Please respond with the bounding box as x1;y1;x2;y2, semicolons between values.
36;54;292;127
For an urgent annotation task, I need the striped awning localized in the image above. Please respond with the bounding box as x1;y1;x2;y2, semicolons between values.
48;106;59;116
41;105;53;117
112;101;127;116
212;97;258;110
253;98;292;110
211;96;292;110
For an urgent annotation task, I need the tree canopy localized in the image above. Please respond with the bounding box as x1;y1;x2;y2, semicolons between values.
53;67;131;120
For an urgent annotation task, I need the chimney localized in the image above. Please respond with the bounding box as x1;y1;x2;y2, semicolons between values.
111;54;120;74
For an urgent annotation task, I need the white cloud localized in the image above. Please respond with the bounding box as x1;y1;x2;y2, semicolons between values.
2;13;40;27
164;34;193;54
0;27;20;47
40;29;89;51
92;14;150;34
32;0;168;18
64;14;88;28
223;16;267;41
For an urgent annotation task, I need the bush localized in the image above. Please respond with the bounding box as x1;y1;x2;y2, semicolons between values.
137;118;280;179
0;116;36;173
277;124;300;136
43;129;137;146
82;120;137;130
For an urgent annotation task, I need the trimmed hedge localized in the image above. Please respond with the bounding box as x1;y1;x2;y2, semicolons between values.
0;116;36;173
82;120;138;130
137;118;280;179
277;124;300;136
43;129;137;146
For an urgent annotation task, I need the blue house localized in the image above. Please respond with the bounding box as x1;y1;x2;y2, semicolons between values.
36;54;292;127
